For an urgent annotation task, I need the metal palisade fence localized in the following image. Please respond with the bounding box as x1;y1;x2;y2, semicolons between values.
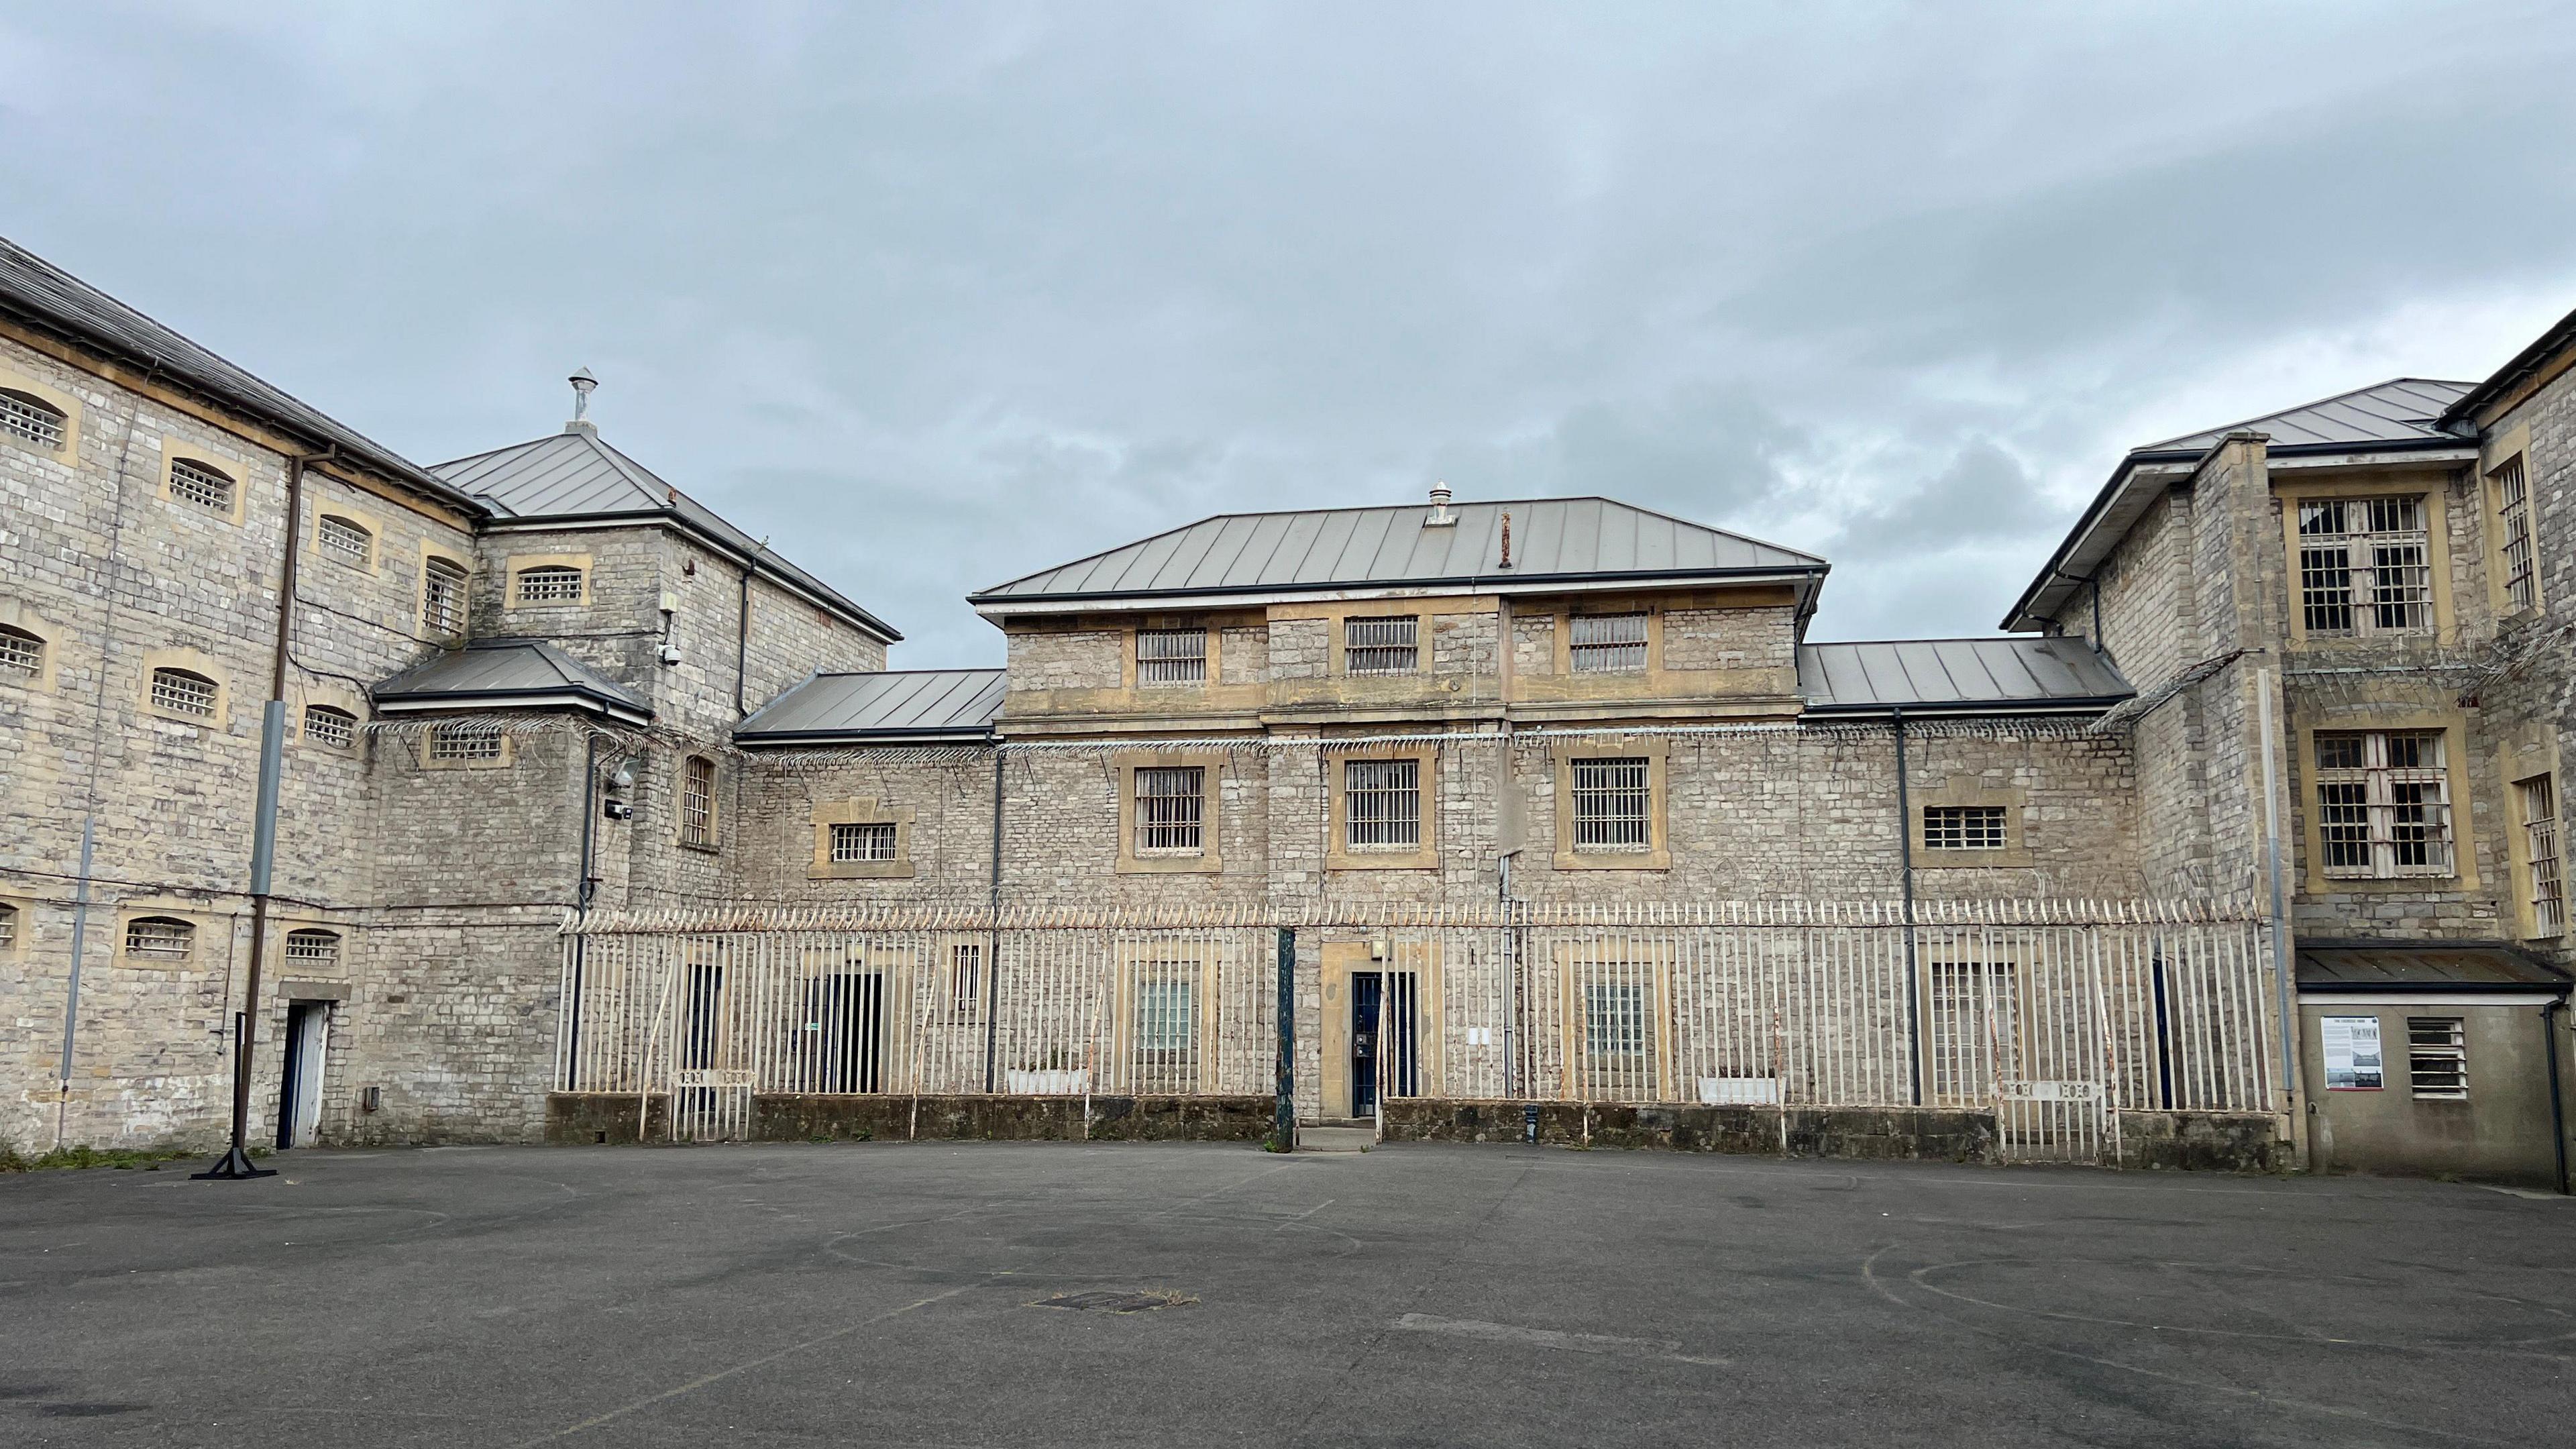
557;898;2275;1162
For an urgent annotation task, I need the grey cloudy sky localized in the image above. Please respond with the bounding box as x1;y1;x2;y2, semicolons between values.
7;2;2576;664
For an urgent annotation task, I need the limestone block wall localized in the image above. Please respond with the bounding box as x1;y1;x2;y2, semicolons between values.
1005;627;1124;692
1660;606;1793;672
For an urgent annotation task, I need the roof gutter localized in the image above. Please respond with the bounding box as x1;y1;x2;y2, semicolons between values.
734;727;998;749
1798;695;2133;720
969;565;1828;619
374;690;653;727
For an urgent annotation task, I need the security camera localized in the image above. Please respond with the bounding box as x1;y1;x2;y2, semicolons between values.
603;800;634;822
658;643;682;667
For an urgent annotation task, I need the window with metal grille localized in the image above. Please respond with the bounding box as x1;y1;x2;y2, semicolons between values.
1570;612;1649;673
0;624;42;678
168;458;235;515
1344;759;1421;849
1136;627;1208;685
0;902;16;953
1132;967;1201;1093
422;556;468;637
428;724;502;762
150;667;217;717
681;756;716;847
2406;1016;2467;1099
2492;455;2536;612
125;916;192;960
303;705;356;749
0;388;66;451
1134;766;1205;853
1571;757;1651;850
2315;731;2452;878
2296;496;2430;636
1344;615;1419;675
2520;774;2564;937
284;929;340;967
1923;805;2008;851
951;943;982;1012
830;821;896;862
316;514;372;567
515;566;583;605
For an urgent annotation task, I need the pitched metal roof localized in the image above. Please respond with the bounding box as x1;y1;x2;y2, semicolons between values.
0;235;482;512
2003;378;2479;633
372;638;651;724
2439;302;2576;430
2297;944;2569;995
971;497;1825;608
735;669;1005;745
2137;378;2473;453
433;429;900;643
1796;637;2131;715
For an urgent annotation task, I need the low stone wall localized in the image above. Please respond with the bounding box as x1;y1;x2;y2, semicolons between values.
544;1092;1271;1145
1380;1099;2286;1171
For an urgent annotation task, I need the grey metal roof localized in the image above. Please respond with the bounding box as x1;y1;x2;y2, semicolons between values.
0;235;480;512
2137;378;2473;453
433;429;900;643
1796;638;2131;715
2297;945;2569;994
735;669;1005;744
373;638;651;723
971;497;1825;606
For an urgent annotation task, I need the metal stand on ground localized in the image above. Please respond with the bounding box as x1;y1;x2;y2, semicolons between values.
193;1012;274;1180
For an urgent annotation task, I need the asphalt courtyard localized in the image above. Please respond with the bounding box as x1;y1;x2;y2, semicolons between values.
2;1142;2570;1448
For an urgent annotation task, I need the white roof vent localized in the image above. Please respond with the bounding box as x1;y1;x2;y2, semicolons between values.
565;367;598;435
1424;481;1456;527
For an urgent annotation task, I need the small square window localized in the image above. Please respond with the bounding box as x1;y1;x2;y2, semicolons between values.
830;821;897;862
168;458;236;515
150;667;218;718
1923;805;2008;851
303;705;357;750
0;625;43;678
316;514;372;567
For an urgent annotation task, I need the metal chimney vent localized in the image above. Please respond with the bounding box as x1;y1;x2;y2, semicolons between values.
565;367;598;434
1424;481;1456;527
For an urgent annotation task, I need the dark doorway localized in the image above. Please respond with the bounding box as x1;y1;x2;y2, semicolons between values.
809;971;883;1093
1352;971;1382;1116
275;1000;329;1149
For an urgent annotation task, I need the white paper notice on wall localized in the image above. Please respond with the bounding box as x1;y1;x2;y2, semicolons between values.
2321;1014;2384;1091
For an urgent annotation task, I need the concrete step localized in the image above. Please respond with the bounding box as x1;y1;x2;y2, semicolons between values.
1295;1125;1375;1153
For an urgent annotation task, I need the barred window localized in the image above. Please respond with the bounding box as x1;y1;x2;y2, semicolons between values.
1132;966;1201;1092
1344;759;1421;849
951;943;982;1012
0;388;66;451
681;756;716;847
284;928;340;967
316;514;372;567
149;667;218;718
2406;1016;2467;1100
2520;774;2564;938
1923;805;2008;851
0;624;42;678
1570;612;1648;673
1571;757;1651;850
124;916;193;960
168;458;236;515
1134;765;1205;853
422;556;468;637
428;724;502;762
514;566;584;606
2493;455;2536;612
303;704;356;749
2315;731;2452;878
1136;627;1208;685
2297;496;2430;637
0;902;16;953
1344;616;1418;676
830;821;896;862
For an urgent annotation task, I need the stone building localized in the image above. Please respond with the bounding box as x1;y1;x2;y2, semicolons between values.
3;232;2567;1181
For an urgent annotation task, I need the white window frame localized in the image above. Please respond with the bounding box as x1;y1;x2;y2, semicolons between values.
2314;730;2453;879
830;821;897;863
2296;496;2432;637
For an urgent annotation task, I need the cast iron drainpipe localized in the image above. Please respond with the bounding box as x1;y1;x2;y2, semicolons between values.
2546;997;2570;1196
733;537;770;720
1893;706;1921;1106
199;449;335;1179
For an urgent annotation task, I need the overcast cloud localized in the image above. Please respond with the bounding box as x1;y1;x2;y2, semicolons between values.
6;2;2575;663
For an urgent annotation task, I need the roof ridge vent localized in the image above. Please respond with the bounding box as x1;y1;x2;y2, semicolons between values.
564;366;598;435
1424;481;1456;527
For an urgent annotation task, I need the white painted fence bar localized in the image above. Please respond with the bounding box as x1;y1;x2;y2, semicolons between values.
557;899;2277;1157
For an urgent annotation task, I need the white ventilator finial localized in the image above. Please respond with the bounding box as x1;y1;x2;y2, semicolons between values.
568;367;599;431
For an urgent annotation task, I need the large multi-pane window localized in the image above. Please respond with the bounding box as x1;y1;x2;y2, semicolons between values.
1134;766;1205;853
2519;774;2564;938
422;556;468;637
2297;496;2431;637
1571;757;1652;851
2491;455;2536;613
168;458;236;515
1343;759;1421;849
1344;616;1419;675
1136;627;1207;685
149;667;218;718
1569;612;1649;673
2314;731;2452;879
0;388;66;451
830;822;897;863
1923;805;2008;851
681;756;717;847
